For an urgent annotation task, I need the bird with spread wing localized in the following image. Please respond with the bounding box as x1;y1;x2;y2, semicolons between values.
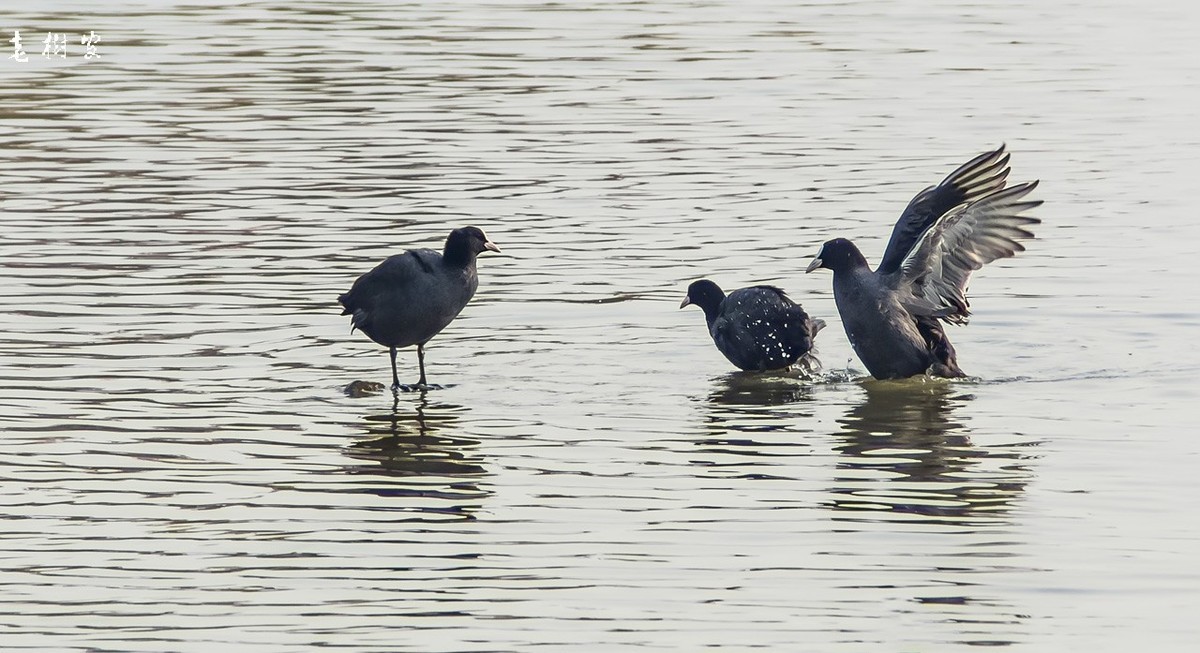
805;145;1042;379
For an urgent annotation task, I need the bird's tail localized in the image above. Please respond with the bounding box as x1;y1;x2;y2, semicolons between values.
793;317;827;376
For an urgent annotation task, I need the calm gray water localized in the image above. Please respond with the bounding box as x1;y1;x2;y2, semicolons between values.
1;0;1198;650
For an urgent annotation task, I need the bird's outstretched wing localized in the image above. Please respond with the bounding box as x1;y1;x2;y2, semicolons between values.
876;145;1012;275
897;181;1042;324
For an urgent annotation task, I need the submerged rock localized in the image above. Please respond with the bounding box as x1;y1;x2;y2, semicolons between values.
343;380;386;397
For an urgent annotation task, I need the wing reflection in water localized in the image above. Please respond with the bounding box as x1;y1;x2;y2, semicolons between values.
829;381;1033;526
343;392;490;519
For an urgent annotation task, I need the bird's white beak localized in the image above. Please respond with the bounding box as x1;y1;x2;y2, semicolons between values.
805;257;823;273
679;296;692;309
484;240;501;253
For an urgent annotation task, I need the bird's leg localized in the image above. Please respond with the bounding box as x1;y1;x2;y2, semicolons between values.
394;344;432;392
416;343;428;389
389;346;401;391
394;345;439;392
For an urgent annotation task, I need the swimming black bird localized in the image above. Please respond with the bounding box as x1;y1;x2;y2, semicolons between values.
805;145;1041;379
338;226;500;391
681;279;826;372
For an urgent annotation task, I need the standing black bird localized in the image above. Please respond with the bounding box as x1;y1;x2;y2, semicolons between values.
681;279;826;372
338;226;500;391
805;145;1041;379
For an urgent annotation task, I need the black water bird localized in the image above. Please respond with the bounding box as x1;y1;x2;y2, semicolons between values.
339;226;500;390
681;279;825;372
805;145;1041;379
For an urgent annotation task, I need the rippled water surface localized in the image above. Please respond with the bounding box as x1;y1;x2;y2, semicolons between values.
2;0;1199;650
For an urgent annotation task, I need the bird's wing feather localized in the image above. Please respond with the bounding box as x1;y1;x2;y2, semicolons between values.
338;249;441;319
877;145;1012;275
733;289;822;367
897;181;1042;324
744;285;792;303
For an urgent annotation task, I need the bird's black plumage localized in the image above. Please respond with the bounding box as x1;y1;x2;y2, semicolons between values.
806;145;1041;380
681;279;825;372
338;226;499;390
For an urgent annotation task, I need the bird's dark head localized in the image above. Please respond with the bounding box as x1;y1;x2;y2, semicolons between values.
805;238;868;274
444;226;501;265
680;279;726;316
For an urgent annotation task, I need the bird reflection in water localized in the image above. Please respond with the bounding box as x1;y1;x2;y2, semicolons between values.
344;391;489;519
708;371;817;408
829;380;1031;526
695;372;818;466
